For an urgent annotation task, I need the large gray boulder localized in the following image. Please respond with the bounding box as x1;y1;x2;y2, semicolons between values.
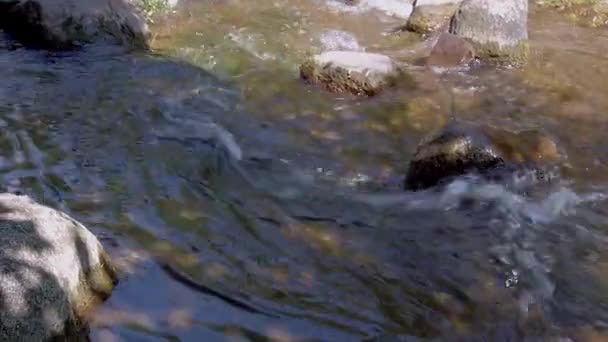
404;121;560;190
0;0;150;49
407;0;462;34
449;0;529;63
300;51;409;96
0;193;117;340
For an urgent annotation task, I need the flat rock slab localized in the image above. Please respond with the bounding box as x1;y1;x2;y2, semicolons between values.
0;193;117;340
0;0;150;49
449;0;529;63
300;51;404;96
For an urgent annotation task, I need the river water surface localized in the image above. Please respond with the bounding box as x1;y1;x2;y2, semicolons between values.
3;1;608;341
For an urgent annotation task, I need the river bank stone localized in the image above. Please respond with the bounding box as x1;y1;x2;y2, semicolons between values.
427;32;475;66
0;0;150;49
407;0;462;34
300;51;404;96
0;193;118;340
404;121;560;190
449;0;529;63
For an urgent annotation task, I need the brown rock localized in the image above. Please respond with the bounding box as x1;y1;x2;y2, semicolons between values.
427;32;475;66
300;51;410;96
406;1;461;34
404;121;561;190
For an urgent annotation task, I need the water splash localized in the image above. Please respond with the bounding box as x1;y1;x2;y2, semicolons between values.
325;0;414;19
320;30;364;51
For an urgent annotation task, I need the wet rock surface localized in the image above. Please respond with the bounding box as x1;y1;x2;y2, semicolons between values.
427;32;475;66
0;0;149;49
449;0;529;63
0;193;117;340
406;0;461;34
300;51;407;96
404;121;560;190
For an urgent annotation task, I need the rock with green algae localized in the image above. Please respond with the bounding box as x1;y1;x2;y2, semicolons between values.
0;193;118;341
404;121;560;190
0;0;150;49
300;51;409;96
407;0;462;34
449;0;529;64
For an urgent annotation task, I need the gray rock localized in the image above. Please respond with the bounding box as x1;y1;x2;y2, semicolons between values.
0;193;117;340
449;0;529;63
300;51;409;96
404;121;560;190
427;32;474;66
407;0;462;34
0;0;150;49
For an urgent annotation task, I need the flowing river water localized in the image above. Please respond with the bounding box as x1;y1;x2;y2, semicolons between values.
3;0;608;340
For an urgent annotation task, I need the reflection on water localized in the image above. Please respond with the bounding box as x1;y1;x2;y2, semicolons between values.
2;2;608;341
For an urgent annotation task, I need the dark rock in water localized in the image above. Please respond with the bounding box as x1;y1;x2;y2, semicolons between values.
449;0;529;63
427;32;475;66
0;0;149;49
404;121;560;190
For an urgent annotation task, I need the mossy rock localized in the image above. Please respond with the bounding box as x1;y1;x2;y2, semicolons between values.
407;3;461;34
300;51;413;96
404;121;560;190
449;0;529;64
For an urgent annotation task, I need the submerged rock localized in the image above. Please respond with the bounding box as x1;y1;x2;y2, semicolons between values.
300;51;407;96
406;0;462;34
571;1;608;28
427;32;475;66
0;193;117;340
0;0;150;49
449;0;529;63
404;121;560;190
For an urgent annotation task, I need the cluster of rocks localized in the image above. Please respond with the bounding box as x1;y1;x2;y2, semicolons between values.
301;0;530;96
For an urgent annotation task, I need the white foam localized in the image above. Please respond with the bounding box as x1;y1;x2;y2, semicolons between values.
320;30;363;51
326;0;414;19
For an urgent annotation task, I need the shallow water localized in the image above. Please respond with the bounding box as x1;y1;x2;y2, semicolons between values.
3;1;608;341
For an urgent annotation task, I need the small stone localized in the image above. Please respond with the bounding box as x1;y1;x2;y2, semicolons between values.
300;51;409;96
449;0;529;63
427;32;475;66
407;0;462;34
